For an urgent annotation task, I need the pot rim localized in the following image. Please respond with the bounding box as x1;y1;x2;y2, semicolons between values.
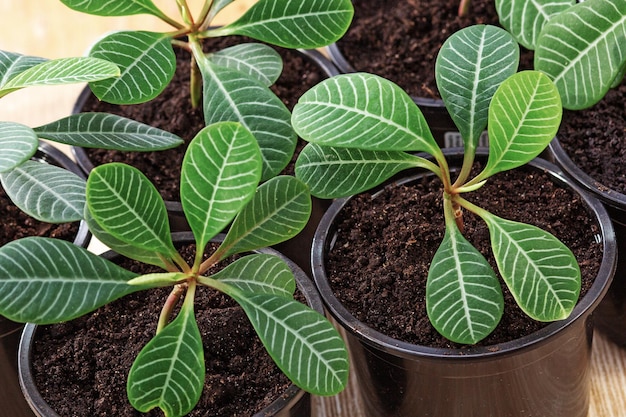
550;137;626;208
312;148;617;361
18;232;314;417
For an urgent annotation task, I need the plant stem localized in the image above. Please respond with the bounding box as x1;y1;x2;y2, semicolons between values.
177;0;196;27
458;0;471;17
157;282;188;333
198;0;214;31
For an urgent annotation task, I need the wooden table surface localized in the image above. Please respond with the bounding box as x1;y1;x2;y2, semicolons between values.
1;2;625;416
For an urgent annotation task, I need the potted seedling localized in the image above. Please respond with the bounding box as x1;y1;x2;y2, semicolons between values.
0;121;349;416
291;24;616;416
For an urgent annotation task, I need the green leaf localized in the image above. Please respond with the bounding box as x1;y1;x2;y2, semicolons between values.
230;292;349;395
198;58;296;180
0;57;119;98
60;0;165;17
495;0;575;50
292;73;440;156
128;291;204;417
0;122;38;173
181;122;262;253
208;43;283;87
477;71;561;181
535;0;626;109
210;0;354;49
205;254;296;298
34;113;183;151
0;51;46;86
0;237;139;323
436;25;519;150
295;143;425;199
482;213;581;321
88;31;176;104
84;207;169;269
87;163;177;260
218;176;311;259
0;161;86;223
206;0;235;22
426;206;503;345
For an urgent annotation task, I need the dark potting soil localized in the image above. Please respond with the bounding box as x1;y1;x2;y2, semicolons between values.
326;163;602;349
557;83;626;194
81;37;328;199
31;243;300;417
334;0;534;98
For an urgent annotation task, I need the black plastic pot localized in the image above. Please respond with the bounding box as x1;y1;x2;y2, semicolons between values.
311;150;616;417
550;138;626;347
1;141;91;417
18;232;319;417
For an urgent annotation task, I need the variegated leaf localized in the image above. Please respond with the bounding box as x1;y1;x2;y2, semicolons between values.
0;122;38;173
477;71;561;181
128;289;204;417
86;163;177;260
205;254;295;298
198;58;295;180
1;161;86;223
218;176;311;259
426;205;503;344
88;31;176;104
208;43;283;87
181;122;262;253
295;143;426;199
34;113;183;151
482;213;581;321
0;237;139;323
436;25;518;150
535;0;626;109
0;57;119;98
230;291;349;395
0;50;46;87
60;0;165;17
495;0;575;50
292;73;440;156
208;0;354;49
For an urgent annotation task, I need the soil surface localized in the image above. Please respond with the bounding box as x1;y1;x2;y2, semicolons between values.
333;0;534;98
31;242;303;417
325;161;602;349
556;83;626;194
80;37;330;200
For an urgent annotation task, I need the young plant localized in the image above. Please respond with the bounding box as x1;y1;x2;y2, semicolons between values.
0;121;349;416
496;0;626;109
291;25;579;345
0;50;184;224
57;0;354;180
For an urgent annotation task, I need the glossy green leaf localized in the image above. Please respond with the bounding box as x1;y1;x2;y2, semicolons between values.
292;73;440;156
0;161;86;223
205;254;295;298
218;176;311;259
0;237;139;323
477;71;561;181
295;143;426;199
231;291;349;395
436;25;518;150
426;206;503;344
0;51;46;86
60;0;165;17
208;43;283;87
482;212;581;321
84;208;169;269
128;291;204;417
181;122;262;253
496;0;575;50
198;58;295;180
206;0;235;22
209;0;354;49
87;163;177;260
88;31;176;104
34;113;183;151
535;0;626;109
0;122;38;173
0;57;119;98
